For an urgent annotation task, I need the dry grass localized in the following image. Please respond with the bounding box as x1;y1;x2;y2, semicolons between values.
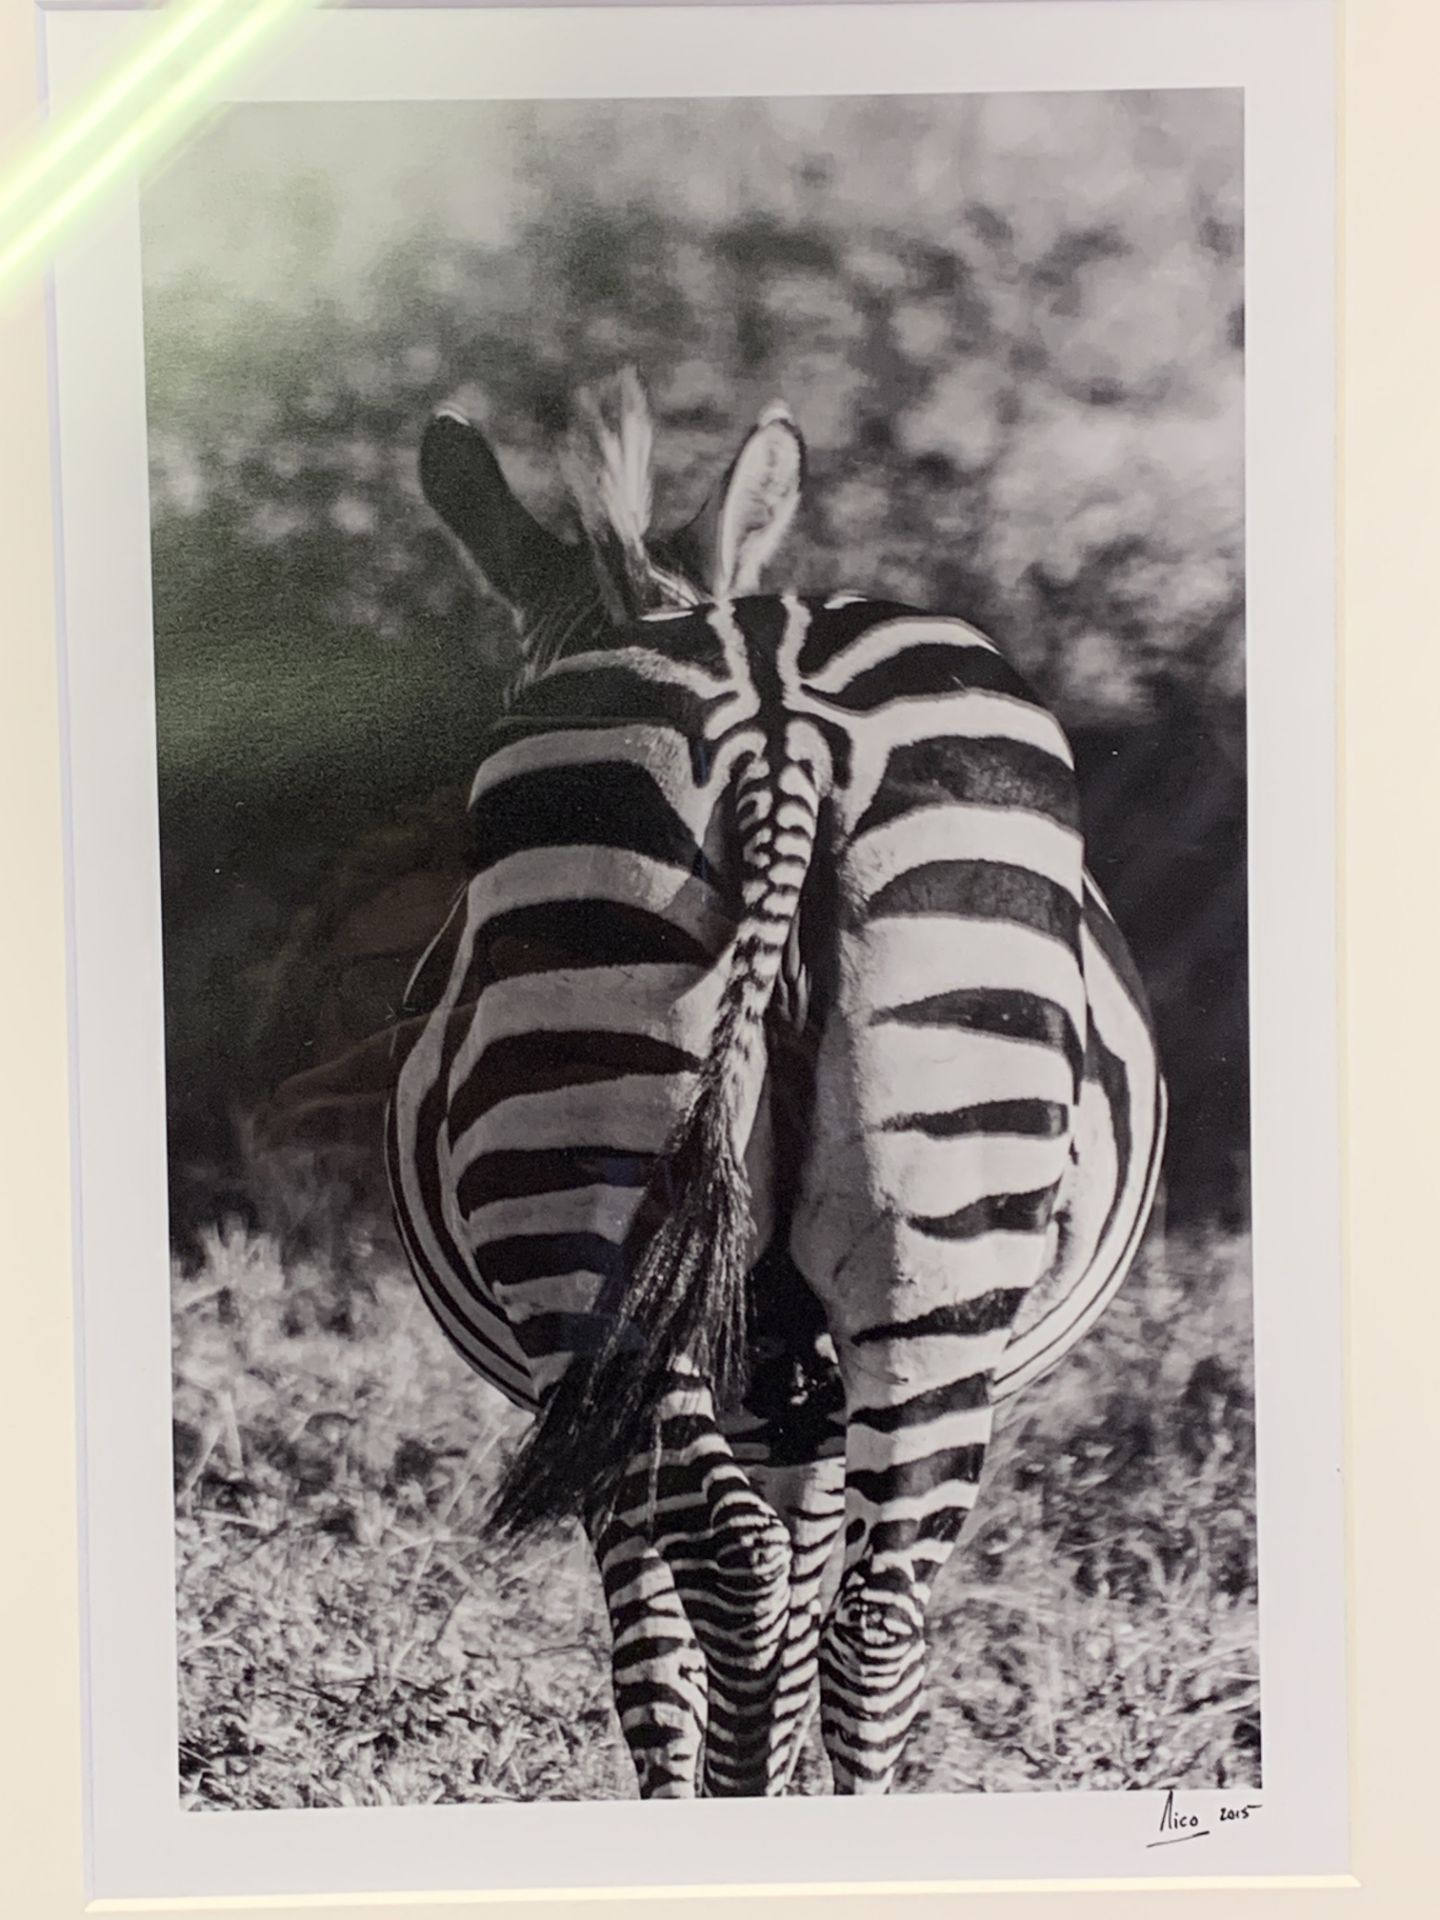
172;1203;1259;1808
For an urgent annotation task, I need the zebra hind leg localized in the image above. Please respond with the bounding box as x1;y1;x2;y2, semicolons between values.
741;1452;847;1793
725;1244;849;1794
589;1503;708;1799
629;1368;794;1798
817;1332;1007;1795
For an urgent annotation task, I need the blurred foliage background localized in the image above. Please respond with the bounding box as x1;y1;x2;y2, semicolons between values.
142;88;1246;1240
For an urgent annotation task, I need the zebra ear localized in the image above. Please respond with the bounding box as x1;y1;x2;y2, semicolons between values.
662;403;805;602
712;402;805;597
419;407;568;616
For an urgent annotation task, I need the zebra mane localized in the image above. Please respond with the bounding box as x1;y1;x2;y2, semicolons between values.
565;367;654;544
562;368;699;621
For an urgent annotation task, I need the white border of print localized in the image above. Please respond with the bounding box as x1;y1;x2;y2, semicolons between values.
43;2;1341;1903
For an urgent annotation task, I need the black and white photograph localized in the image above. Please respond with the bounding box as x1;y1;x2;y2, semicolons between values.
146;84;1250;1807
41;0;1346;1896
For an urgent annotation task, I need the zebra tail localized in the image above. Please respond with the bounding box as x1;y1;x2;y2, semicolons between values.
491;749;819;1535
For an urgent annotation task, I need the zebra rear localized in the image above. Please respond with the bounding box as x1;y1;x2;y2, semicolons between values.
386;388;1164;1800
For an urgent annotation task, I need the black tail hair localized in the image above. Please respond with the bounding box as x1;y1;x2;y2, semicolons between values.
489;1021;755;1534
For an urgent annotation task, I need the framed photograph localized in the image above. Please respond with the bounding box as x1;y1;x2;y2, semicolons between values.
9;0;1395;1910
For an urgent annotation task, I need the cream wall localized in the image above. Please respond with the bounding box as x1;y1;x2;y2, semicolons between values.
1;1;1435;1914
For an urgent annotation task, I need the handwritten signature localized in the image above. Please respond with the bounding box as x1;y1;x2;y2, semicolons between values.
1146;1788;1262;1850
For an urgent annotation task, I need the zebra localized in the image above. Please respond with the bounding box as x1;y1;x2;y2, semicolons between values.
386;375;1166;1800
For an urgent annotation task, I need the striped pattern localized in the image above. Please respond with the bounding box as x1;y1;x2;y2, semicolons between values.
388;584;1164;1798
